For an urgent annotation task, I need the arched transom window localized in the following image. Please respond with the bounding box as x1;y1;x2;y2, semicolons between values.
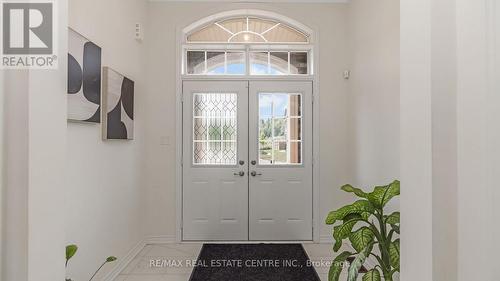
187;17;309;44
183;13;313;76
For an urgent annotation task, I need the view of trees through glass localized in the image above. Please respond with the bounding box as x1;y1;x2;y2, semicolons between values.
258;93;302;164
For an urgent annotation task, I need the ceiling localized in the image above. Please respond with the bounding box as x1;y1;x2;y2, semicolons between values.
149;0;349;3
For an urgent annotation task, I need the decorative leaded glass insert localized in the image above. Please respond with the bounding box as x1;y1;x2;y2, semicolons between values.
193;93;237;165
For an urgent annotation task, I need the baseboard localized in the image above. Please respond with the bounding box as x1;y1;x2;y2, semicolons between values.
144;235;177;244
102;238;146;281
101;235;177;281
319;235;333;244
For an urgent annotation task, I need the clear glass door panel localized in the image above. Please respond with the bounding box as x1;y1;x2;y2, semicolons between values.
258;93;302;165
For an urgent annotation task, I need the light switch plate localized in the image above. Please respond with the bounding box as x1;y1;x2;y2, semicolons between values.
343;70;350;79
135;23;143;41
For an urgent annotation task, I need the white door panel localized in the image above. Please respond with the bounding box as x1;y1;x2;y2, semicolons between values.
248;81;313;241
182;81;248;240
182;80;313;241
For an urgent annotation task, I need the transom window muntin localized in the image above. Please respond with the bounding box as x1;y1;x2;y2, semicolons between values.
187;17;309;44
187;50;246;75
185;49;309;75
250;51;308;75
183;14;313;76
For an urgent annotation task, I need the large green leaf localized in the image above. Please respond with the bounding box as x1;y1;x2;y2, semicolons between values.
389;239;400;270
385;212;400;225
341;184;369;198
391;224;400;234
326;200;374;225
333;214;364;251
367;180;400;208
362;269;381;281
347;242;374;281
328;251;352;281
349;227;374;253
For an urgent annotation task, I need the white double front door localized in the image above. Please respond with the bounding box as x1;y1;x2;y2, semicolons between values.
182;80;312;241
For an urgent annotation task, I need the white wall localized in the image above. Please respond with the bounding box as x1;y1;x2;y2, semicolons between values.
431;0;458;279
455;0;498;280
1;1;68;280
401;0;500;280
66;0;148;280
0;67;4;279
346;2;399;278
143;1;352;240
1;71;29;281
400;0;434;280
493;0;500;275
347;0;400;197
28;14;68;279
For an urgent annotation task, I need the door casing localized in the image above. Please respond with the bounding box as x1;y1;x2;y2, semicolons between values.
174;8;322;243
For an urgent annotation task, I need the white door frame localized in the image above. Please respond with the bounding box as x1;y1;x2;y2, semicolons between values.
174;18;321;243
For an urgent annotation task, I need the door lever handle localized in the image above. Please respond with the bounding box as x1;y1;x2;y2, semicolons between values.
250;171;262;177
233;171;245;176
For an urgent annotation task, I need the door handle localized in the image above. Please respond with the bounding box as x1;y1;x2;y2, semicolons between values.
250;171;262;177
233;171;245;176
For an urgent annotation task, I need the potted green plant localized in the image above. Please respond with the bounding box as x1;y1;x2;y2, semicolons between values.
65;244;117;281
325;180;400;281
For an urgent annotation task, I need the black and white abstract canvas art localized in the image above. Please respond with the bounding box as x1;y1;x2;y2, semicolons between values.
102;67;134;140
67;28;102;122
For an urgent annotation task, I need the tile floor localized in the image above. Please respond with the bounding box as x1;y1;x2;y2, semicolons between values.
114;243;346;281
